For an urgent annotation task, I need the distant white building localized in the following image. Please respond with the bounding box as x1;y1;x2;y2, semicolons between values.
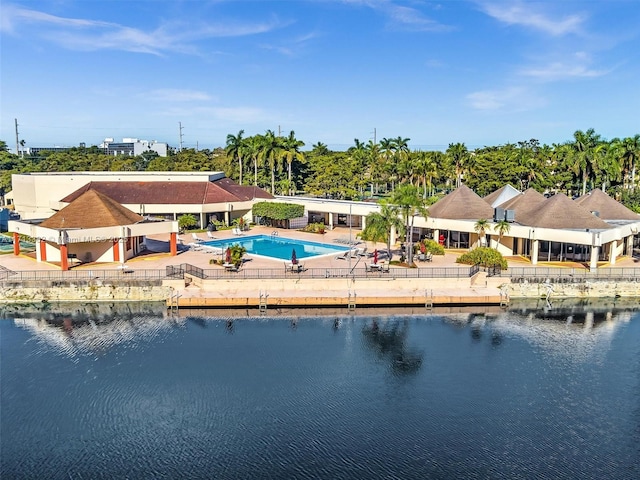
100;138;168;157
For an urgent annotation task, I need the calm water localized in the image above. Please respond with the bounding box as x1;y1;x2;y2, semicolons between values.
203;234;349;260
1;302;639;479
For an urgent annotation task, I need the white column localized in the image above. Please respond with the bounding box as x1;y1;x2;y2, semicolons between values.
390;225;397;246
329;213;334;230
531;239;539;265
361;215;366;231
609;241;618;265
200;212;205;229
589;246;599;271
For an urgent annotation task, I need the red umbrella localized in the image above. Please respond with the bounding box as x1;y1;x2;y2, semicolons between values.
225;247;231;264
373;249;378;265
291;248;298;265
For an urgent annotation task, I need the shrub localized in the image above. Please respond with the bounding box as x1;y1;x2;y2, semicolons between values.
301;222;325;234
419;239;444;255
178;214;197;232
252;201;304;220
456;247;508;269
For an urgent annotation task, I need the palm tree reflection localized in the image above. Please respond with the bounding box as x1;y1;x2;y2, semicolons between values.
362;319;423;374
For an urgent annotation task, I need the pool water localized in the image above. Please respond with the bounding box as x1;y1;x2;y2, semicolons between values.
0;240;35;253
203;234;349;260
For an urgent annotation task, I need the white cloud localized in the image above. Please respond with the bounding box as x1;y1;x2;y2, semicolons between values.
341;0;451;32
519;52;609;81
480;2;585;36
466;86;543;111
520;62;607;81
143;89;215;103
1;4;285;55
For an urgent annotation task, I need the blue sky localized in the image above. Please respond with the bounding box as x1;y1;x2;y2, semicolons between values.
1;0;639;152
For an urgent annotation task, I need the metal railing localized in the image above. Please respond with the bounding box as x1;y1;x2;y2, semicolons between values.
2;264;640;286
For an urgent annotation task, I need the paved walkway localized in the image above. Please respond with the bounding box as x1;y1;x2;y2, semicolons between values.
2;225;638;273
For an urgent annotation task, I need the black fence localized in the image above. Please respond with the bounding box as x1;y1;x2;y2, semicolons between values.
2;264;640;285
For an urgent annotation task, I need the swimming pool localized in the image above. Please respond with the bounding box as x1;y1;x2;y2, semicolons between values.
203;234;349;260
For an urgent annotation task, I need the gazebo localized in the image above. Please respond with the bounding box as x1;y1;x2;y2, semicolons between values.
9;190;179;270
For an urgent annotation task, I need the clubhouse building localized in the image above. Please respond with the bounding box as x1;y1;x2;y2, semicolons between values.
8;171;640;271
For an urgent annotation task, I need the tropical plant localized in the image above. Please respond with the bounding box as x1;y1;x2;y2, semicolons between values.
281;130;305;195
225;130;246;186
252;201;304;220
494;219;511;248
360;203;403;260
178;214;198;232
446;142;469;188
390;184;428;265
474;218;490;247
456;247;508;269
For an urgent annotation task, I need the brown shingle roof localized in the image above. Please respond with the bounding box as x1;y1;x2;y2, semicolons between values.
429;184;494;219
517;193;611;230
60;179;274;205
496;188;547;223
41;190;143;229
574;189;640;221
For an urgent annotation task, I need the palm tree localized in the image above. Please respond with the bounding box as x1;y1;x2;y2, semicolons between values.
281;131;305;195
494;220;511;248
446;142;469;188
225;130;246;185
570;128;602;195
360;203;403;260
247;135;263;186
260;130;281;195
474;218;490;247
616;134;640;191
390;183;428;265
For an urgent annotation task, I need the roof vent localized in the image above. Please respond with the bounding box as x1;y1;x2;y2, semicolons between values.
505;210;515;222
591;210;600;217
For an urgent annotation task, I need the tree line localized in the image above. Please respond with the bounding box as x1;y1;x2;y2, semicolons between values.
2;128;640;211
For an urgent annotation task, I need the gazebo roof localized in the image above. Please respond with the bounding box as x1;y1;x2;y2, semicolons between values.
517;193;611;230
40;190;143;229
574;189;640;221
429;184;494;219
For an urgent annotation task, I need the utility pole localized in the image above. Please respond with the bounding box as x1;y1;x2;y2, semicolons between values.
372;127;377;145
178;122;184;152
278;125;281;137
14;119;20;155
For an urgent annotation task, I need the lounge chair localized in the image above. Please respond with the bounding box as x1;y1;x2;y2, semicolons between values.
207;231;217;240
191;233;203;242
335;250;349;260
232;227;244;236
357;247;368;256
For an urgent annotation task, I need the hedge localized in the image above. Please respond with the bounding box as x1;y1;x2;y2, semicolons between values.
455;247;508;269
252;202;304;220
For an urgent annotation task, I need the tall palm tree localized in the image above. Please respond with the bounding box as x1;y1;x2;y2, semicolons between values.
446;142;469;188
260;130;281;195
616;134;640;191
225;130;246;185
570;128;602;195
281;130;305;195
390;183;428;265
247;135;263;187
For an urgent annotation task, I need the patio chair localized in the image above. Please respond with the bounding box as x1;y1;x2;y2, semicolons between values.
426;252;433;262
381;263;390;273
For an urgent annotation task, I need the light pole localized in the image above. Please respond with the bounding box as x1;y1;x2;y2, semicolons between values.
348;204;352;272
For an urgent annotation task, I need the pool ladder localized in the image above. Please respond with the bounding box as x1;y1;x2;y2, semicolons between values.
347;290;356;312
259;291;269;314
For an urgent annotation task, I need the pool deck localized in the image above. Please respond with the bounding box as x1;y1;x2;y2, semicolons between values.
2;226;639;308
